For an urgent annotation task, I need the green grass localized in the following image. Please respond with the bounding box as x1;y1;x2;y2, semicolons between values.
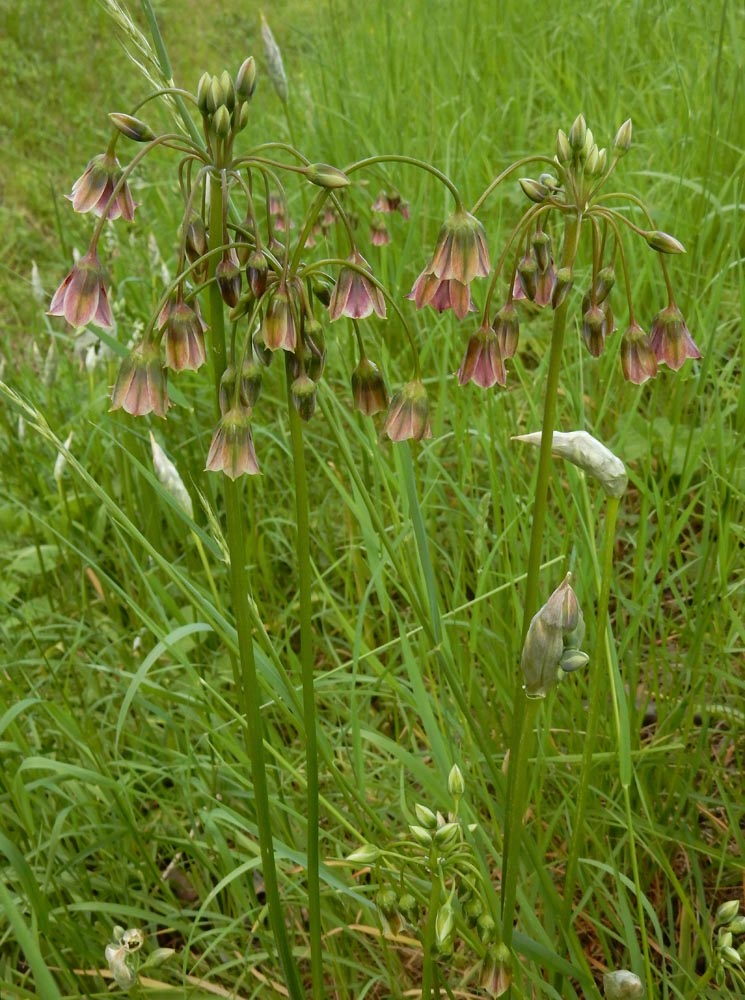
1;0;744;998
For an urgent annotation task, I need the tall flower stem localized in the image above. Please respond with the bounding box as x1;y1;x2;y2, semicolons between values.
500;214;581;953
207;175;303;1000
286;373;324;1000
560;495;621;927
419;847;442;1000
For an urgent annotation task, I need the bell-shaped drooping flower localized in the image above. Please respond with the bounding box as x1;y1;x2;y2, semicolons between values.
110;340;168;417
351;357;388;415
158;295;207;372
621;322;658;384
429;211;490;284
48;249;114;329
648;302;701;370
329;251;386;320
457;324;506;388
521;573;585;699
408;271;475;320
384;380;432;442
370;218;391;246
512;252;538;303
261;280;297;351
246;247;269;298
530;230;557;307
582;302;607;357
205;405;261;478
290;372;317;421
69;150;136;221
493;302;520;359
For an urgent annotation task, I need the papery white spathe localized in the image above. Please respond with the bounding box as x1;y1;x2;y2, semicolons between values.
150;432;193;517
512;429;627;498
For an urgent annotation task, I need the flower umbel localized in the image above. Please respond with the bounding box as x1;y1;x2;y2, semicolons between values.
69;150;136;222
48;250;113;329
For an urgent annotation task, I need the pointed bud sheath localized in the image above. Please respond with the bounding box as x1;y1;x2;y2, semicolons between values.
435;902;455;950
213;104;231;138
347;843;378;865
556;128;572;163
552;267;573;309
519;177;550;203
613;118;633;156
603;970;644;1000
645;230;686;254
513;429;628;497
448;763;465;799
208;76;224;114
726;915;745;934
414;803;438;829
569;114;587;152
433;822;460;848
235;102;250;132
291;372;317;421
351;357;388;415
196;72;211;114
596;147;608;173
581;128;595;162
304;162;351;189
716;900;741;925
521;574;582;698
408;824;433;846
584;144;601;175
109;112;155;142
235;56;257;100
719;930;733;949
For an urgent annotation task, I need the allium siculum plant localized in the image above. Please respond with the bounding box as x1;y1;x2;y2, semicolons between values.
50;29;699;992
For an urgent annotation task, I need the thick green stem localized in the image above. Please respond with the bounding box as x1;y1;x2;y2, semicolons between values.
286;375;324;1000
560;496;620;929
500;214;582;952
207;176;303;1000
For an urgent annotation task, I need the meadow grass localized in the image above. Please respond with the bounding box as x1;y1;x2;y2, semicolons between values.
1;0;744;998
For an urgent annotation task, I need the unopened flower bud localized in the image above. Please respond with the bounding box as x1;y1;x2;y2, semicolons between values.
613;118;633;156
594;265;616;304
304;163;351;189
568;114;587;152
236;102;250;132
216;251;242;308
727;915;745;934
375;887;398;917
433;822;460;848
715;900;741;925
351;357;388;415
239;358;263;408
552;267;573;309
581;128;595;162
521;574;583;699
235;56;257;100
719;930;733;949
346;843;378;865
208;76;224;114
596;147;608;173
519;177;550;203
585;144;601;175
196;72;212;114
408;824;433;846
414;803;438;829
512;429;628;497
560;648;590;673
603;970;644;999
291;372;317;422
219;70;235;111
556;128;572;163
213;104;231;139
645;231;686;254
448;763;465;799
185;216;208;264
517;256;538;301
435;901;455;950
398;893;418;922
109;112;155;142
723;946;742;964
477;912;496;944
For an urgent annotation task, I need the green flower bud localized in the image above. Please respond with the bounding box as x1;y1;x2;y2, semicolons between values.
723;946;742;965
718;930;734;949
477;912;496;944
448;763;465;799
435;902;455;950
236;102;250;132
727;916;745;934
398;892;419;922
585;144;601;175
569;114;587;152
581;128;595;162
305;163;351;189
219;69;235;111
196;72;212;114
556;128;572;163
645;230;686;254
414;803;438;829
560;648;590;674
552;267;573;309
408;824;433;846
208;76;224;115
613;118;633;155
375;887;398;918
213;105;231;139
596;147;608;173
594;265;616;304
109;112;155;142
433;822;460;848
291;373;317;422
346;843;378;865
235;56;257;100
519;177;550;203
716;900;741;925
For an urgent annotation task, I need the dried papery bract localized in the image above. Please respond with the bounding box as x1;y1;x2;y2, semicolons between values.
521;574;586;698
512;429;628;498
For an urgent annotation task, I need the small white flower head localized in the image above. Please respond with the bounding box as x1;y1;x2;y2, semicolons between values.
54;433;74;485
603;969;644;999
513;429;627;497
31;260;46;303
105;926;144;990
